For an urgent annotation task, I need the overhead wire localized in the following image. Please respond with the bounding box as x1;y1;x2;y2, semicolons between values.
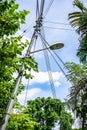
39;32;65;65
39;32;66;77
40;0;45;16
36;0;40;20
39;27;56;98
43;0;55;18
43;20;70;25
18;23;34;38
43;26;74;31
47;48;66;76
40;26;56;98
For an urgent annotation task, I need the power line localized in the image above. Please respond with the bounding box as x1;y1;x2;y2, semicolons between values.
47;49;66;76
19;23;34;38
39;32;66;77
39;32;65;65
43;0;55;17
39;30;56;98
40;0;45;16
43;26;75;31
36;0;40;20
43;20;70;25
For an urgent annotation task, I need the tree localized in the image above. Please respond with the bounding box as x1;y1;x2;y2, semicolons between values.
6;114;38;130
65;62;87;129
24;97;73;130
68;0;87;63
5;100;38;130
68;0;87;128
0;0;38;123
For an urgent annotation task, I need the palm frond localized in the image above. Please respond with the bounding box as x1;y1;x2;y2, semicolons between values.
73;0;85;11
68;12;82;19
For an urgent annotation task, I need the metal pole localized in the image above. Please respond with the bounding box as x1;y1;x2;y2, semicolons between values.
0;32;36;130
0;74;22;130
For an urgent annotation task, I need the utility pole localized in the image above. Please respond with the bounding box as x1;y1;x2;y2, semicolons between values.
0;32;37;130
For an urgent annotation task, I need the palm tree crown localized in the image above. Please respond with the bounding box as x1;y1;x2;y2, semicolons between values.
68;0;87;63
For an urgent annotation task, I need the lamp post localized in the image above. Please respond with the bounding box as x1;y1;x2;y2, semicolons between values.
0;43;64;130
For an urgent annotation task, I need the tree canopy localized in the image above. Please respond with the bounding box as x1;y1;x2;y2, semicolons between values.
0;0;38;123
24;97;73;130
6;113;38;130
68;1;87;128
68;0;87;63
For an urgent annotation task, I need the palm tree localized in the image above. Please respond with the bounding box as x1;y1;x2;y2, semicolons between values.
65;62;87;129
68;0;87;63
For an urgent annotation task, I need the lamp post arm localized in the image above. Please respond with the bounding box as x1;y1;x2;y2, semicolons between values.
30;47;49;54
30;43;64;54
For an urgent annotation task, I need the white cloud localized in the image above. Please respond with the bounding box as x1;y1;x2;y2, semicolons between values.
54;81;61;87
18;88;52;105
17;71;64;105
22;71;63;87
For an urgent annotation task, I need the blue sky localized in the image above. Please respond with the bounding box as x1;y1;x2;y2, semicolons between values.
16;0;86;105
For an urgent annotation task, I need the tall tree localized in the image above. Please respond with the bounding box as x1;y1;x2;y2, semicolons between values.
0;0;38;123
68;0;87;63
24;97;73;130
65;62;87;129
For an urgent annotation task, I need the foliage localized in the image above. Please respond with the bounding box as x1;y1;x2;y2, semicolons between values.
0;0;29;36
0;0;38;123
6;114;38;130
24;97;73;130
68;0;87;63
65;62;87;129
72;128;82;130
60;111;73;130
68;1;87;128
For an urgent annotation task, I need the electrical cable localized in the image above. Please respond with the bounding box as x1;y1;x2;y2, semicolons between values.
48;49;66;76
43;20;70;25
39;32;66;77
43;0;55;18
43;26;74;31
39;0;45;16
41;39;56;98
39;28;56;98
19;23;34;38
39;32;65;66
36;0;40;20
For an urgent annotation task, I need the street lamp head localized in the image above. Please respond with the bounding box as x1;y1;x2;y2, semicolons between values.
50;43;64;50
